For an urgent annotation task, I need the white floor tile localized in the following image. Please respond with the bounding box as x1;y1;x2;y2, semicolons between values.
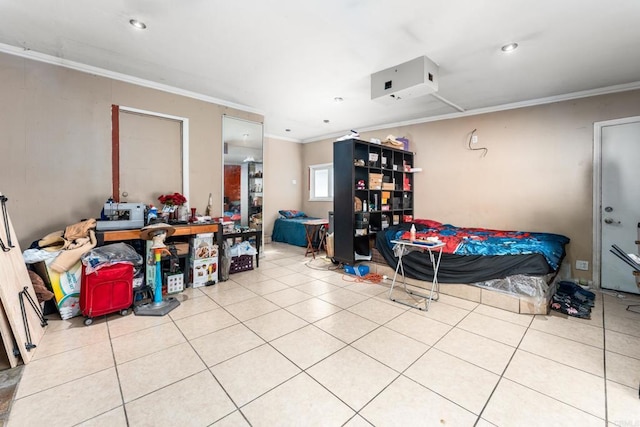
519;328;604;377
271;325;345;369
359;375;477;426
482;378;603;427
307;346;398;410
242;373;355;426
8;368;122;427
351;326;428;372
125;371;236;426
434;327;515;375
243;308;308;341
7;244;633;426
457;312;527;347
504;350;605;418
314;310;379;344
210;344;300;406
405;348;499;414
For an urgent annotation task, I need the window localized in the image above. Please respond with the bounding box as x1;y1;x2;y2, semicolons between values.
309;163;333;201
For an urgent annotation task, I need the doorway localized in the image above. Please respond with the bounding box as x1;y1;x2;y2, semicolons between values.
594;116;640;294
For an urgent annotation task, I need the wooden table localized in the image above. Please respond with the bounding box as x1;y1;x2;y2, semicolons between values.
303;219;329;259
96;223;219;245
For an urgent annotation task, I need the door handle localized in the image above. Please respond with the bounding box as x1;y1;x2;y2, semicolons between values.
604;218;621;225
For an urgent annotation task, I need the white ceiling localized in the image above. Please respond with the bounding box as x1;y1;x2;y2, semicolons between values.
1;0;639;143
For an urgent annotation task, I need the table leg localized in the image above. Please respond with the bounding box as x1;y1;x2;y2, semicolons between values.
389;244;443;311
304;225;316;258
389;249;404;299
425;248;442;311
318;226;327;253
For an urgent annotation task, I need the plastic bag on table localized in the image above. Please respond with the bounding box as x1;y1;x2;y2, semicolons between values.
228;240;258;257
81;242;143;274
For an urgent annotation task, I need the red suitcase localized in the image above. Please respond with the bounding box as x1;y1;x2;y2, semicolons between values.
80;263;134;326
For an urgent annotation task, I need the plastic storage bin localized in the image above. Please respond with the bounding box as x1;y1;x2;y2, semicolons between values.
230;255;254;274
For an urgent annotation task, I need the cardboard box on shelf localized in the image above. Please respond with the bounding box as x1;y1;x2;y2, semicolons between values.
382;182;395;190
191;233;218;260
369;173;383;190
189;257;218;287
191;232;213;247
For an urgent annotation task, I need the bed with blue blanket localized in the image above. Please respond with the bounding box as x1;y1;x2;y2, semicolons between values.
271;211;321;247
376;219;570;285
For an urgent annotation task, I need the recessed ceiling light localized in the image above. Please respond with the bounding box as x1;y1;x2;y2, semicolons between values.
285;129;291;132
129;19;147;30
323;119;330;123
334;97;344;103
501;42;518;52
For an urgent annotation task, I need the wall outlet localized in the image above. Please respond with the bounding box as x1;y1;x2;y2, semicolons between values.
575;260;589;271
471;135;479;144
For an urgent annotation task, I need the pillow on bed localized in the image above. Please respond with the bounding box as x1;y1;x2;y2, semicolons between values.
279;210;307;219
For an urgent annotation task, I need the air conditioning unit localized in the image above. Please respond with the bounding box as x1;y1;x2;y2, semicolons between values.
371;55;439;103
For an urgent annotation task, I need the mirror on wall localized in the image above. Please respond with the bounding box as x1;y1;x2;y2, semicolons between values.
222;116;264;231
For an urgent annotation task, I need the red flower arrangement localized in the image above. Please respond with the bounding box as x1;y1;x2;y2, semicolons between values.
158;192;187;206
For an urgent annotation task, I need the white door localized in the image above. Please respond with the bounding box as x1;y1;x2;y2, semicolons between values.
599;118;640;294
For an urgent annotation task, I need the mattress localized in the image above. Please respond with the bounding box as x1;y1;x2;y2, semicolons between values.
376;221;569;285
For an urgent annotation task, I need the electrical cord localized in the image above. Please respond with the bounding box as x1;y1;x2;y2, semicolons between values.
468;129;488;157
342;272;384;284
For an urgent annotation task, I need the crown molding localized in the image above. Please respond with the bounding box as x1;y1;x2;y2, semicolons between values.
0;42;263;116
302;81;640;143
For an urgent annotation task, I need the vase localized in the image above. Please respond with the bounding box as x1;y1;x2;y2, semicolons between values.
179;205;189;221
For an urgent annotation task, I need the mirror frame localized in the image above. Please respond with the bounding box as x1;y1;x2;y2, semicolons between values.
221;115;264;230
113;105;190;205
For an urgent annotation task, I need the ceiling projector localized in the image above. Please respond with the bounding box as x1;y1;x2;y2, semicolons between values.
371;55;439;103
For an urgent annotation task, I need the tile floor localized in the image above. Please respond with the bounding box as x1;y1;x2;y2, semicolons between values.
5;242;640;426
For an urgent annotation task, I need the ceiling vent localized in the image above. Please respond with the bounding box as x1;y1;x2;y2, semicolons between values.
371;55;439;103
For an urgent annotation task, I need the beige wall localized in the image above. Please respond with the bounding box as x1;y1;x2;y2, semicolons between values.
263;136;303;240
0;52;261;248
302;89;640;281
300;140;334;219
3;46;639;284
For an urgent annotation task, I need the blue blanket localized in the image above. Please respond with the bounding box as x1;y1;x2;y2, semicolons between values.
272;217;320;247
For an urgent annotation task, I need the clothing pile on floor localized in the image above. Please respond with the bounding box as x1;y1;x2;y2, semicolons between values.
550;281;595;319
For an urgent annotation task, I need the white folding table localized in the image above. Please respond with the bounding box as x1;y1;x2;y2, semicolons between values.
389;239;445;311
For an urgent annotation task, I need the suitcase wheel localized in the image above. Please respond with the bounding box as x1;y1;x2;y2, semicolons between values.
84;317;93;326
120;309;129;316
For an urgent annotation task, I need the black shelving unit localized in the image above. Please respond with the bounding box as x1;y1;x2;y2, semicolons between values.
333;138;415;265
